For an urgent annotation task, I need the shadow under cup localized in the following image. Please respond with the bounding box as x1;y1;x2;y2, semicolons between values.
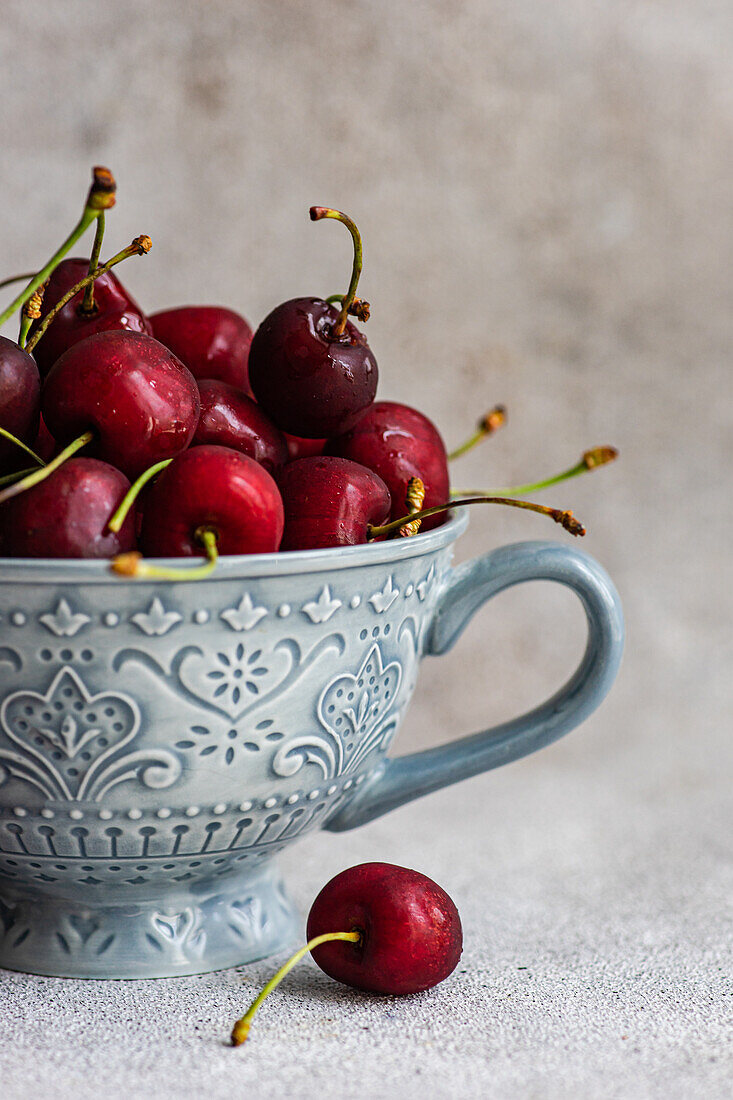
0;511;623;977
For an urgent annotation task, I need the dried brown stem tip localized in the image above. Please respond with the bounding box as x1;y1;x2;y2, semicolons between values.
22;281;47;320
87;166;117;211
582;445;618;469
554;510;586;536
398;477;426;538
110;552;143;577
481;405;507;434
132;235;153;255
349;298;370;322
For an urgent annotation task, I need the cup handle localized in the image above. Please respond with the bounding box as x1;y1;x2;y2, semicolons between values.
325;540;624;832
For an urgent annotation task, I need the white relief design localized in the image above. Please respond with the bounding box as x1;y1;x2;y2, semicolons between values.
416;564;436;601
39;599;90;638
176;642;290;720
131;598;182;637
302;586;342;624
369;576;400;613
220;593;268;632
272;644;402;780
0;667;180;801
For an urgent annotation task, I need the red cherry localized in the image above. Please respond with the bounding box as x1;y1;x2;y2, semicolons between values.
284;432;327;461
29;257;151;376
0;458;136;558
231;862;462;1043
0;336;40;470
327;401;450;531
42;331;200;479
307;863;463;995
139;444;283;556
248;297;378;438
194;380;287;477
150;306;253;394
33;415;57;463
278;456;390;550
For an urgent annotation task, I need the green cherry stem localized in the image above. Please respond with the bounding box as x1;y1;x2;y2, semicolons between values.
0;272;37;291
368;495;586;540
231;930;362;1046
111;528;219;582
447;406;507;461
310;207;363;337
451;446;619;498
0;167;117;328
18;282;47;349
107;458;172;533
0;426;45;467
0;431;93;506
81;211;106;314
0;465;37;489
24;236;152;356
324;293;371;322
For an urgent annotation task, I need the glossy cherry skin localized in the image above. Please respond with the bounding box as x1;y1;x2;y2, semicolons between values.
150;306;253;394
307;863;463;995
33;415;57;463
42;331;200;480
248;298;378;438
140;444;283;557
278;456;390;551
0;336;41;471
284;433;327;461
194;380;287;477
0;458;136;558
327;401;450;531
29;257;152;376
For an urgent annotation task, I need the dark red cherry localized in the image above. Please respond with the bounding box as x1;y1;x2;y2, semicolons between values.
150;306;253;394
42;331;200;480
327;402;450;531
33;415;57;463
140;444;283;556
194;380;287;476
248;298;378;438
29;257;151;376
278;456;390;551
307;863;463;996
0;458;136;558
0;336;41;470
284;432;327;461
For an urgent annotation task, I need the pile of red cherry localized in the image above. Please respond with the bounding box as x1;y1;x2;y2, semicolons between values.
0;169;611;574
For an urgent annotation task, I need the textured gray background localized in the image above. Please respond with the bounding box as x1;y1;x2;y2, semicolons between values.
0;2;731;1097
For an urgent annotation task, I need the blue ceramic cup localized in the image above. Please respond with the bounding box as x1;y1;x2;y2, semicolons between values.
0;512;623;977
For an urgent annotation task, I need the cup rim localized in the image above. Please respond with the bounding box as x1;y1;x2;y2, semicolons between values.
0;510;468;583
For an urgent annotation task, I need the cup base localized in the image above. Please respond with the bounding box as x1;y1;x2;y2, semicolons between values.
0;861;299;978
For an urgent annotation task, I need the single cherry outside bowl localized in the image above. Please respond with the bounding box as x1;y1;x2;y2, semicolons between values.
0;513;623;977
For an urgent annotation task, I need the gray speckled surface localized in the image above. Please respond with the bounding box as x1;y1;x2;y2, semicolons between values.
2;753;731;1100
0;0;731;1094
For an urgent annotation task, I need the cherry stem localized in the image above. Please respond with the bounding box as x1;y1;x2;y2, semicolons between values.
324;293;371;322
81;212;106;314
0;426;44;467
231;930;362;1046
448;406;507;461
0;272;37;291
18;282;47;349
369;495;586;540
107;458;172;533
0;431;93;506
0;465;37;489
24;237;152;356
0;167;117;328
111;528;219;581
451;446;619;498
397;476;426;538
310;208;363;337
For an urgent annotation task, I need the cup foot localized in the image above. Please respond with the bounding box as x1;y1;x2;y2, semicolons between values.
0;862;299;978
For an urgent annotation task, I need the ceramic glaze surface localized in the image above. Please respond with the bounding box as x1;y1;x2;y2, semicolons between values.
0;514;624;977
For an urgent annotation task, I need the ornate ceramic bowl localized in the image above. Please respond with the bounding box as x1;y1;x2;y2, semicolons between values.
0;513;623;977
